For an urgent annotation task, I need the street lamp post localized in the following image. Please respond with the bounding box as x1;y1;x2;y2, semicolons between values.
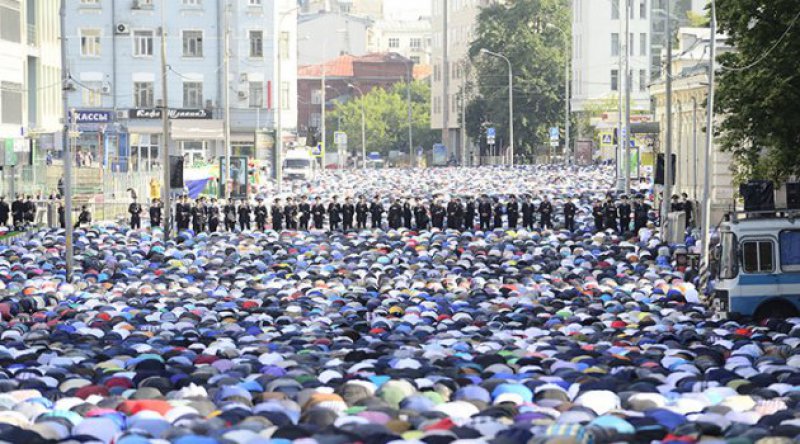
275;7;299;194
348;84;367;170
480;49;514;166
546;23;571;165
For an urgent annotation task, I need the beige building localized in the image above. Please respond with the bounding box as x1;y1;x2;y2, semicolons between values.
650;27;734;225
369;18;432;65
300;0;383;18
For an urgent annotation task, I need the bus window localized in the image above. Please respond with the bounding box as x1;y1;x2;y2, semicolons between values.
719;232;737;279
741;240;774;273
780;231;800;272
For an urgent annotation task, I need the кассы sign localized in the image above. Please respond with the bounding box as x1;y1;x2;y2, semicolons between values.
70;110;113;123
129;108;212;119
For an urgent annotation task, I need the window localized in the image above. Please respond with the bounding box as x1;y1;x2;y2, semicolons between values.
639;69;646;91
249;30;263;57
311;89;322;105
611;0;619;19
640;33;647;56
0;82;22;125
182;0;201;6
182;31;203;57
410;38;422;49
780;231;800;272
133;30;154;57
719;232;738;279
433;96;441;114
0;6;21;43
434;64;441;81
309;113;321;128
611;69;619;91
639;0;647;19
248;0;262;5
388;38;400;48
249;81;263;108
630;33;634;56
411;56;420;64
134;82;154;107
80;29;101;57
281;82;289;109
742;240;774;273
80;0;100;4
82;81;103;107
611;33;619;57
280;32;290;59
183;81;203;108
630;0;634;19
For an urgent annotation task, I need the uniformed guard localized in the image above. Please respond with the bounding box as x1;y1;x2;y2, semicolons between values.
603;196;618;231
388;198;403;229
563;198;577;232
522;195;536;230
370;195;384;229
284;197;297;230
618;195;632;233
312;196;325;229
254;197;268;231
633;194;651;234
592;200;604;232
356;195;369;230
208;198;220;232
342;196;355;231
149;198;162;228
413;197;428;230
328;195;342;230
402;197;413;229
539;197;554;229
478;195;492;231
238;199;251;231
129;197;142;229
464;195;476;231
192;199;207;232
507;195;519;229
224;199;237;231
272;198;284;231
298;195;311;230
493;198;504;229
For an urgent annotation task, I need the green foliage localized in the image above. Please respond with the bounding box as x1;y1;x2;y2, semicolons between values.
715;0;800;184
466;0;571;156
326;81;439;159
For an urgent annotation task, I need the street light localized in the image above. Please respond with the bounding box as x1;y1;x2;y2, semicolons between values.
479;48;514;166
347;83;367;170
546;23;571;166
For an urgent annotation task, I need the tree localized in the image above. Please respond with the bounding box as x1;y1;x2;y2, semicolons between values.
326;81;438;163
715;0;800;183
466;0;571;158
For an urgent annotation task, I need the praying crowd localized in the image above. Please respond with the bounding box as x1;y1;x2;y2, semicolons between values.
0;165;797;444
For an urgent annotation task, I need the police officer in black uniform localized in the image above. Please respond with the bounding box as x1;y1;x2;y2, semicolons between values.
272;198;284;231
633;194;651;234
563;198;577;232
312;197;325;229
592;200;604;232
492;198;504;229
388;198;403;229
224;199;237;231
413;198;428;230
284;197;297;230
192;199;207;232
149;198;162;228
237;199;250;231
298;196;311;230
402;197;413;229
464;195;476;231
478;195;492;231
0;197;9;227
11;195;24;229
254;198;268;231
539;197;554;229
431;196;446;230
447;198;460;229
618;195;632;233
507;195;519;229
328;196;342;230
342;196;355;231
208;198;220;232
356;195;369;230
370;195;384;229
522;195;536;230
603;196;618;231
129;197;143;229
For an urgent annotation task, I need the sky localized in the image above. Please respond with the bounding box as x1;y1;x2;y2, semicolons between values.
383;0;431;20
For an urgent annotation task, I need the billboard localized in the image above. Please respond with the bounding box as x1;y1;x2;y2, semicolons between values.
432;144;447;166
574;139;593;166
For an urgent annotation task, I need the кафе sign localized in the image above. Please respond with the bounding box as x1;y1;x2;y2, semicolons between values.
128;108;212;119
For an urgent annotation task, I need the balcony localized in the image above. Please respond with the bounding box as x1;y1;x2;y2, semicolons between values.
27;25;37;46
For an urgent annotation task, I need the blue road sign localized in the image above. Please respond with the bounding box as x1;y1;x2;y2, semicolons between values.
487;127;496;137
549;127;559;141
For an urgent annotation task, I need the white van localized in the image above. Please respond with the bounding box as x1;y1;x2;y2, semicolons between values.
283;149;314;181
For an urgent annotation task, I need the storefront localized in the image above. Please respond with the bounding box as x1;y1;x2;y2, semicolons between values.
70;109;129;171
128;108;222;169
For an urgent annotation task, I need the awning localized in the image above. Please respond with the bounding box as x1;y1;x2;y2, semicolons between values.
171;120;224;140
126;120;162;134
231;133;255;143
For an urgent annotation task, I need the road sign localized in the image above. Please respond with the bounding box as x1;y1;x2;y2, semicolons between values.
549;127;559;142
621;127;627;140
550;141;559;147
334;131;347;146
601;134;613;145
311;144;322;157
486;127;496;145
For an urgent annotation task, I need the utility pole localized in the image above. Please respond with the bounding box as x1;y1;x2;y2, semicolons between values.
701;1;717;275
615;0;624;192
460;86;467;166
321;63;327;170
407;61;413;167
441;0;449;156
222;0;231;198
661;0;674;227
624;0;632;191
59;0;74;280
160;3;171;239
565;39;571;166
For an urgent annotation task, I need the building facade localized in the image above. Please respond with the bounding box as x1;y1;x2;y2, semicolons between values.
650;27;733;225
0;0;62;191
297;12;373;66
430;0;494;161
297;52;413;142
369;19;432;65
298;0;383;18
64;0;297;172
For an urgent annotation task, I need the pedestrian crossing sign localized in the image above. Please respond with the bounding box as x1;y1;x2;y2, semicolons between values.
601;134;612;144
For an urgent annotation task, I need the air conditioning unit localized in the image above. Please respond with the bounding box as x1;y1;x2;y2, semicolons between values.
101;84;112;94
237;91;248;100
240;73;249;82
133;0;154;9
115;23;130;35
116;110;128;120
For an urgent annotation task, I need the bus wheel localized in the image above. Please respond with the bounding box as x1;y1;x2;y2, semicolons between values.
754;300;800;321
